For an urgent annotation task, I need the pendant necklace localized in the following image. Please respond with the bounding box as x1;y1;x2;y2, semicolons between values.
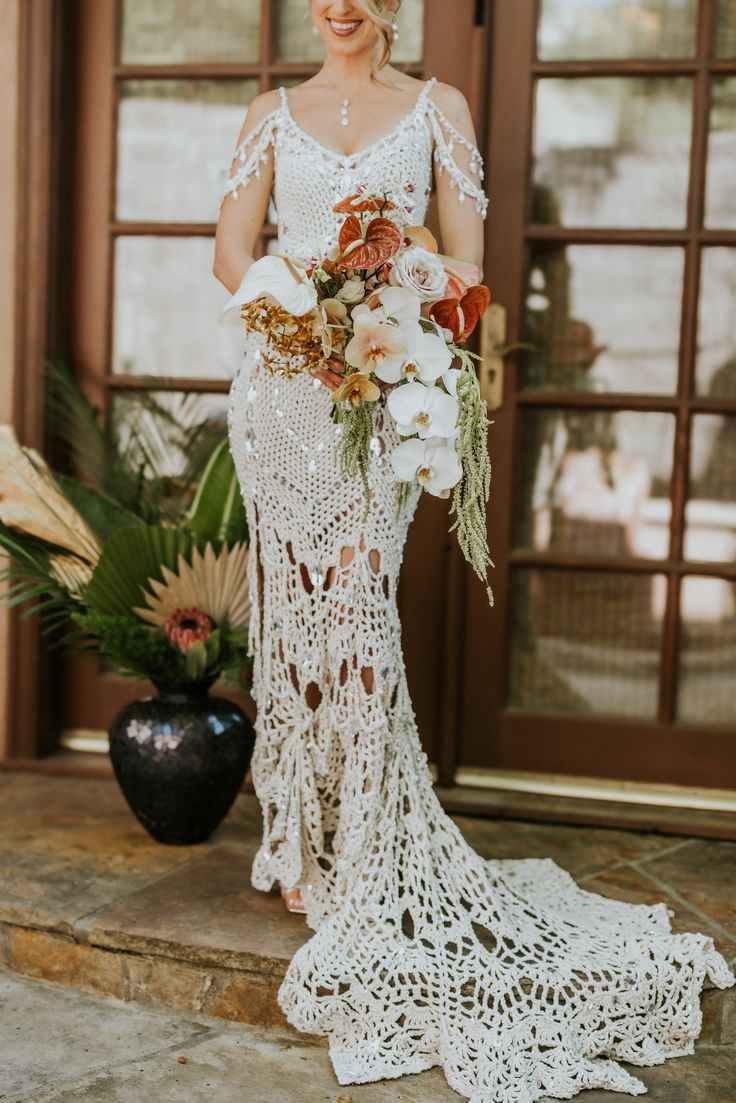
340;97;350;127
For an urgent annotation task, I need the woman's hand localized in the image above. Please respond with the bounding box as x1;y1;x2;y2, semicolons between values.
311;364;392;395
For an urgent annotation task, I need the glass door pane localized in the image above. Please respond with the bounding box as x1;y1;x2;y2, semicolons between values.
515;409;675;559
509;569;666;718
705;78;736;229
716;0;736;58
522;245;684;393
537;0;697;59
120;0;262;64
112;237;243;380
116;80;258;223
533;77;693;227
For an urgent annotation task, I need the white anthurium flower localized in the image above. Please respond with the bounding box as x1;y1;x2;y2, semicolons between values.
220;255;317;323
397;319;454;384
387;381;459;439
390;436;463;497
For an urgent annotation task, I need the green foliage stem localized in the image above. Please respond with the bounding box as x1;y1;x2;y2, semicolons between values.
448;347;495;606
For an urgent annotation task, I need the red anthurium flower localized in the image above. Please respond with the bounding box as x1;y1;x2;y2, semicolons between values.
333;191;397;214
337;214;402;270
429;284;491;342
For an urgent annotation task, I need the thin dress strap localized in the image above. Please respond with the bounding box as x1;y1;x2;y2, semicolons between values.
423;81;488;217
221;101;281;204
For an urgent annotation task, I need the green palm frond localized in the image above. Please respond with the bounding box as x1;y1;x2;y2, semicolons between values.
55;475;143;541
83;523;195;617
43;360;227;525
186;438;248;547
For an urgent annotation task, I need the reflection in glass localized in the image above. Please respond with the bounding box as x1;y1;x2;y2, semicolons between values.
113;237;244;380
120;0;261;64
112;391;229;481
716;0;736;57
538;0;696;60
522;245;683;394
696;249;736;396
117;81;257;223
705;79;736;229
509;568;665;718
276;0;424;63
533;78;693;227
515;410;674;560
685;415;736;563
678;577;736;724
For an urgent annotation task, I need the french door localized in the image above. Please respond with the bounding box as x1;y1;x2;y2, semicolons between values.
60;0;487;752
460;0;736;790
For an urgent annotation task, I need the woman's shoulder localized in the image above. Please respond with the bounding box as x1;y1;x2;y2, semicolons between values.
425;80;473;125
241;88;283;128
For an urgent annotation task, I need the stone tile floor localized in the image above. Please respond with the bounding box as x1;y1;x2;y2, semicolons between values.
1;771;735;1101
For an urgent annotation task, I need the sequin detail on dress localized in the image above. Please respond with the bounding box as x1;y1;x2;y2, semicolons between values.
224;77;735;1103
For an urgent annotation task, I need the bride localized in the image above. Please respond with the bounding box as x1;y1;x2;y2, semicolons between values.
214;3;734;1100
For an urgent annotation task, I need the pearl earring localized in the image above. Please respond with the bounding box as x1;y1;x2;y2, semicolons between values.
391;13;399;41
311;22;319;35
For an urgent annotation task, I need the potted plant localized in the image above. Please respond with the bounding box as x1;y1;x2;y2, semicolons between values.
0;362;255;844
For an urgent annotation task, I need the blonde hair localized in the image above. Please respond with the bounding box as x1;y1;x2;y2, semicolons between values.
354;0;397;75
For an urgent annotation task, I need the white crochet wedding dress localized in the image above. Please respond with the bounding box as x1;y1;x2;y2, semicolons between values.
224;78;735;1103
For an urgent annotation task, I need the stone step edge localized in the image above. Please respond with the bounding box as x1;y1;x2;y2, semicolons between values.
0;920;317;1040
1;918;734;1048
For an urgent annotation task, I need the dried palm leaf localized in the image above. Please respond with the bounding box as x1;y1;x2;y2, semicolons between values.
0;425;101;565
133;541;250;630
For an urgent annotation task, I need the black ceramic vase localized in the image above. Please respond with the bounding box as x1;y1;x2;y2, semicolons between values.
108;672;255;845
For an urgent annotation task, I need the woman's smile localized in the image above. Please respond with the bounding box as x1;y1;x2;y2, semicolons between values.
326;17;364;38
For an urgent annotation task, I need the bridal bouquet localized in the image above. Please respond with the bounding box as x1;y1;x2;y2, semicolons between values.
222;191;494;601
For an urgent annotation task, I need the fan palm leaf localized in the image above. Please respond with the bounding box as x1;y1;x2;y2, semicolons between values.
133;541;250;630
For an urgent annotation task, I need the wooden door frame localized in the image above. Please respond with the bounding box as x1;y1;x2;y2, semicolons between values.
0;0;75;763
460;0;736;796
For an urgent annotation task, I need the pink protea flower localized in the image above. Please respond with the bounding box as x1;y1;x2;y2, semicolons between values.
164;606;213;653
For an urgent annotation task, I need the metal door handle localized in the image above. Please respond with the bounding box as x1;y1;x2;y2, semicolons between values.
479;303;507;410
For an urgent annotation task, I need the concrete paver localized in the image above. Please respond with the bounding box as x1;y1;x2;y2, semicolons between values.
0;973;459;1103
3;972;736;1103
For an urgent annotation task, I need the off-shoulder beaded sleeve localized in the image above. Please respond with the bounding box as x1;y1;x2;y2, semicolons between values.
221;107;280;205
425;92;489;219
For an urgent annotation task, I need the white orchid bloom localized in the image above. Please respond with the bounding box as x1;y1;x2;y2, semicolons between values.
442;366;462;396
397;319;454;384
390;436;463;498
350;285;421;330
344;315;407;381
220;255;317;322
387;381;459;439
373;285;422;323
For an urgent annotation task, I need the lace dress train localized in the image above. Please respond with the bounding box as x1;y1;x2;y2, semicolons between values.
224;78;735;1103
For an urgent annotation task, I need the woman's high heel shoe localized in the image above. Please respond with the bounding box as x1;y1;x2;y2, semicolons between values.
280;883;306;914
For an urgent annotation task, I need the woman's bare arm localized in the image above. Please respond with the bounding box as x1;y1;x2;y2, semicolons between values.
430;83;486;283
213;90;280;293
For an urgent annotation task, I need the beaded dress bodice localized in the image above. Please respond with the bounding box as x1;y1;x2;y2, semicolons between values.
223;77;487;265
